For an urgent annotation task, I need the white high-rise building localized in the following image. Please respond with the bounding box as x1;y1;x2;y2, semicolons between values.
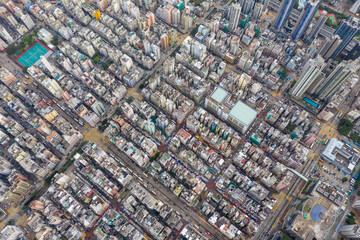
314;60;359;100
290;56;325;98
340;224;360;238
151;44;161;57
353;199;360;211
21;14;35;29
172;8;181;25
350;0;360;13
5;13;19;27
229;4;242;31
0;26;14;43
212;20;219;33
41;56;55;73
190;41;206;60
252;2;263;21
307;10;328;41
144;40;151;55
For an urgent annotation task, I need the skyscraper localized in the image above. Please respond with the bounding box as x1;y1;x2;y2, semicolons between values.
291;0;321;40
190;41;206;60
252;2;263;21
229;3;242;31
212;20;220;33
172;8;180;25
21;14;35;30
330;18;360;60
345;42;360;60
319;34;342;61
290;56;325;98
340;224;360;238
263;0;270;10
314;60;358;101
307;10;328;41
350;0;360;13
273;0;296;30
160;34;169;51
239;0;255;15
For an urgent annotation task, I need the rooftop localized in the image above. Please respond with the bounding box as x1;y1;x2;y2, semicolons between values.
211;87;229;103
229;101;257;127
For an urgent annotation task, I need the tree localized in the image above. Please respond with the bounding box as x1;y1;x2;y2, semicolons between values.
355;180;360;189
325;18;333;27
294;0;299;10
350;133;360;143
338;118;354;135
93;56;100;64
6;45;17;55
102;62;110;69
23;34;34;46
346;212;356;224
51;36;59;45
22;67;28;73
190;25;200;37
289;80;297;89
342;177;348;182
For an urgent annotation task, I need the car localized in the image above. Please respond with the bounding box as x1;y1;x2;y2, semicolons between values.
205;231;212;236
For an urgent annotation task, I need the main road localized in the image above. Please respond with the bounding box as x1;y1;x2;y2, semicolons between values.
105;142;228;240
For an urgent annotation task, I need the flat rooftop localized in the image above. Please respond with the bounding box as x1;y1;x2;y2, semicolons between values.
229;101;257;127
210;87;229;103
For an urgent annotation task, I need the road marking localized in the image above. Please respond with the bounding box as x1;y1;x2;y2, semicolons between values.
272;192;285;212
271;217;279;229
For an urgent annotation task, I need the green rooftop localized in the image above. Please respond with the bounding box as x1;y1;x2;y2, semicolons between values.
211;87;229;103
229;101;257;127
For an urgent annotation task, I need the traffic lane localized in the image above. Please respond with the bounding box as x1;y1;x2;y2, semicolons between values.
255;177;303;239
27;82;83;130
106;143;226;240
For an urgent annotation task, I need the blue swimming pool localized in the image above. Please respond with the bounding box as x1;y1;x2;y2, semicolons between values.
303;97;319;108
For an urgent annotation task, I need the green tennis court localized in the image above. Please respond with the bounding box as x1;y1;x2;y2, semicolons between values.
16;42;52;67
328;14;337;24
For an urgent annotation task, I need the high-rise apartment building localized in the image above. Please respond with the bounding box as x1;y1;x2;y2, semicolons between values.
252;2;263;21
274;0;296;30
0;25;13;43
314;60;358;100
229;4;242;31
160;34;169;52
319;34;342;61
212;20;220;33
291;56;325;98
5;13;18;27
307;10;328;41
340;224;360;238
346;42;360;60
291;0;321;40
330;18;360;60
172;8;181;25
21;14;35;29
350;0;360;13
239;0;255;15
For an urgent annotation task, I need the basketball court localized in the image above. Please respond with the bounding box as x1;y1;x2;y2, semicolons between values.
15;41;52;67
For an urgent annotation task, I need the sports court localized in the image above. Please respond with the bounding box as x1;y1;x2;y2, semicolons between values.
15;41;52;67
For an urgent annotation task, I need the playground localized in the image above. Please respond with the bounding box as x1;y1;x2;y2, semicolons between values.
15;41;52;67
